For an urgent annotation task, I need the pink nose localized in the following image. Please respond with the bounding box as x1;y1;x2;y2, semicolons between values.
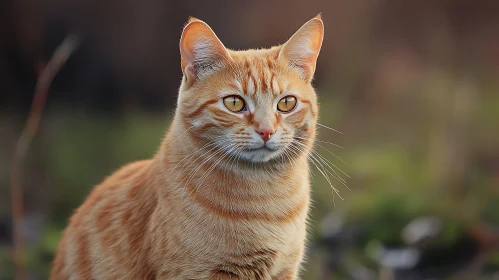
256;128;275;142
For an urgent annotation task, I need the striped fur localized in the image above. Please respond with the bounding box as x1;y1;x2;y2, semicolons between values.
51;15;323;280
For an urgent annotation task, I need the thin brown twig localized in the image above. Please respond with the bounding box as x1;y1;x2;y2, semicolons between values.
10;35;79;280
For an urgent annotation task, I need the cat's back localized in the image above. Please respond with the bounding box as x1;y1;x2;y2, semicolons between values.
50;159;158;279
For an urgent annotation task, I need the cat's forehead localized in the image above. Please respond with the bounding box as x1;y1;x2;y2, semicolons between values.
229;48;281;72
225;47;299;97
229;47;281;61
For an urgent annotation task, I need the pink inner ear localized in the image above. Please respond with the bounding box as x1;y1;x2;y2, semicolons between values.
278;18;324;80
309;26;323;51
183;64;196;82
180;23;205;70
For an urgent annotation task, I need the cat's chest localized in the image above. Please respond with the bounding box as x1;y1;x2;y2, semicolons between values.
178;175;310;245
179;215;305;271
182;192;309;251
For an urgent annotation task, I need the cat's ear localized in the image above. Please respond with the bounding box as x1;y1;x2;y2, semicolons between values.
278;14;324;82
180;17;232;82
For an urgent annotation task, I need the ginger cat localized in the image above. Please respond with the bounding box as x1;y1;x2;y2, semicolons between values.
51;15;324;280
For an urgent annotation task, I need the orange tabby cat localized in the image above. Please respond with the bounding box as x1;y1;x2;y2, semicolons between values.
51;15;323;280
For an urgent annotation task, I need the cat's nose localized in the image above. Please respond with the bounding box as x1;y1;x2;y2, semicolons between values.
256;128;276;142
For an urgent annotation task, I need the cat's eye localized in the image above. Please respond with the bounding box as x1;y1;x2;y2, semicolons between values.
223;96;246;112
277;96;297;112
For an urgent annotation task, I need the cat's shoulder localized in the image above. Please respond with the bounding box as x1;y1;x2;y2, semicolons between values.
82;159;152;203
70;159;153;219
100;159;152;189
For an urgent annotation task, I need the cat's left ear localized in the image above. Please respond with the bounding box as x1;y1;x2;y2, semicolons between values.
278;14;324;82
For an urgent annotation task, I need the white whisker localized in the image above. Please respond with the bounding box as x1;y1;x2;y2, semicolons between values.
293;140;350;179
183;142;233;192
177;140;226;180
195;144;236;189
313;143;346;164
315;122;343;134
165;125;194;147
226;145;244;172
294;136;343;149
288;143;342;202
170;140;220;175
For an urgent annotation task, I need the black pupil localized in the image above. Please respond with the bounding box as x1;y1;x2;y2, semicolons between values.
233;97;236;106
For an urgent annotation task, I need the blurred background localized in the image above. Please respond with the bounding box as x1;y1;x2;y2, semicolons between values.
2;0;499;279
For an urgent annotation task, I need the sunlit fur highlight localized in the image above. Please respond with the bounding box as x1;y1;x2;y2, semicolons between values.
51;15;323;280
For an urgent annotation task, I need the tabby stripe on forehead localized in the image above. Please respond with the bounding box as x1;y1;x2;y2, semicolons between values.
184;99;218;119
270;72;277;93
248;72;257;95
260;70;268;93
266;57;274;68
241;79;248;94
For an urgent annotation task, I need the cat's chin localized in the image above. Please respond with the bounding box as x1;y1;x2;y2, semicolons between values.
239;147;283;163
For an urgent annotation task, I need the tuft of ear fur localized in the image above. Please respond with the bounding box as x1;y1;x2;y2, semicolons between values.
278;15;324;82
180;18;232;82
187;16;201;24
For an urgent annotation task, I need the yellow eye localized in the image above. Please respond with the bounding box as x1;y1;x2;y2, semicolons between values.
277;96;297;112
223;96;246;112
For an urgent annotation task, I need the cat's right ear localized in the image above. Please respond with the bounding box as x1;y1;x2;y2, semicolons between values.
180;17;232;83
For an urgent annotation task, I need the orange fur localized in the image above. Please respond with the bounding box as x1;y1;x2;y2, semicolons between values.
51;15;324;280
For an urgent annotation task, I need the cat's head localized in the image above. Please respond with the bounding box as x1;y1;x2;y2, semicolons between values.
177;15;323;164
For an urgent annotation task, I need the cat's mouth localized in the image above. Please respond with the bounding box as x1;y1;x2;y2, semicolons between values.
245;146;274;152
238;145;284;163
